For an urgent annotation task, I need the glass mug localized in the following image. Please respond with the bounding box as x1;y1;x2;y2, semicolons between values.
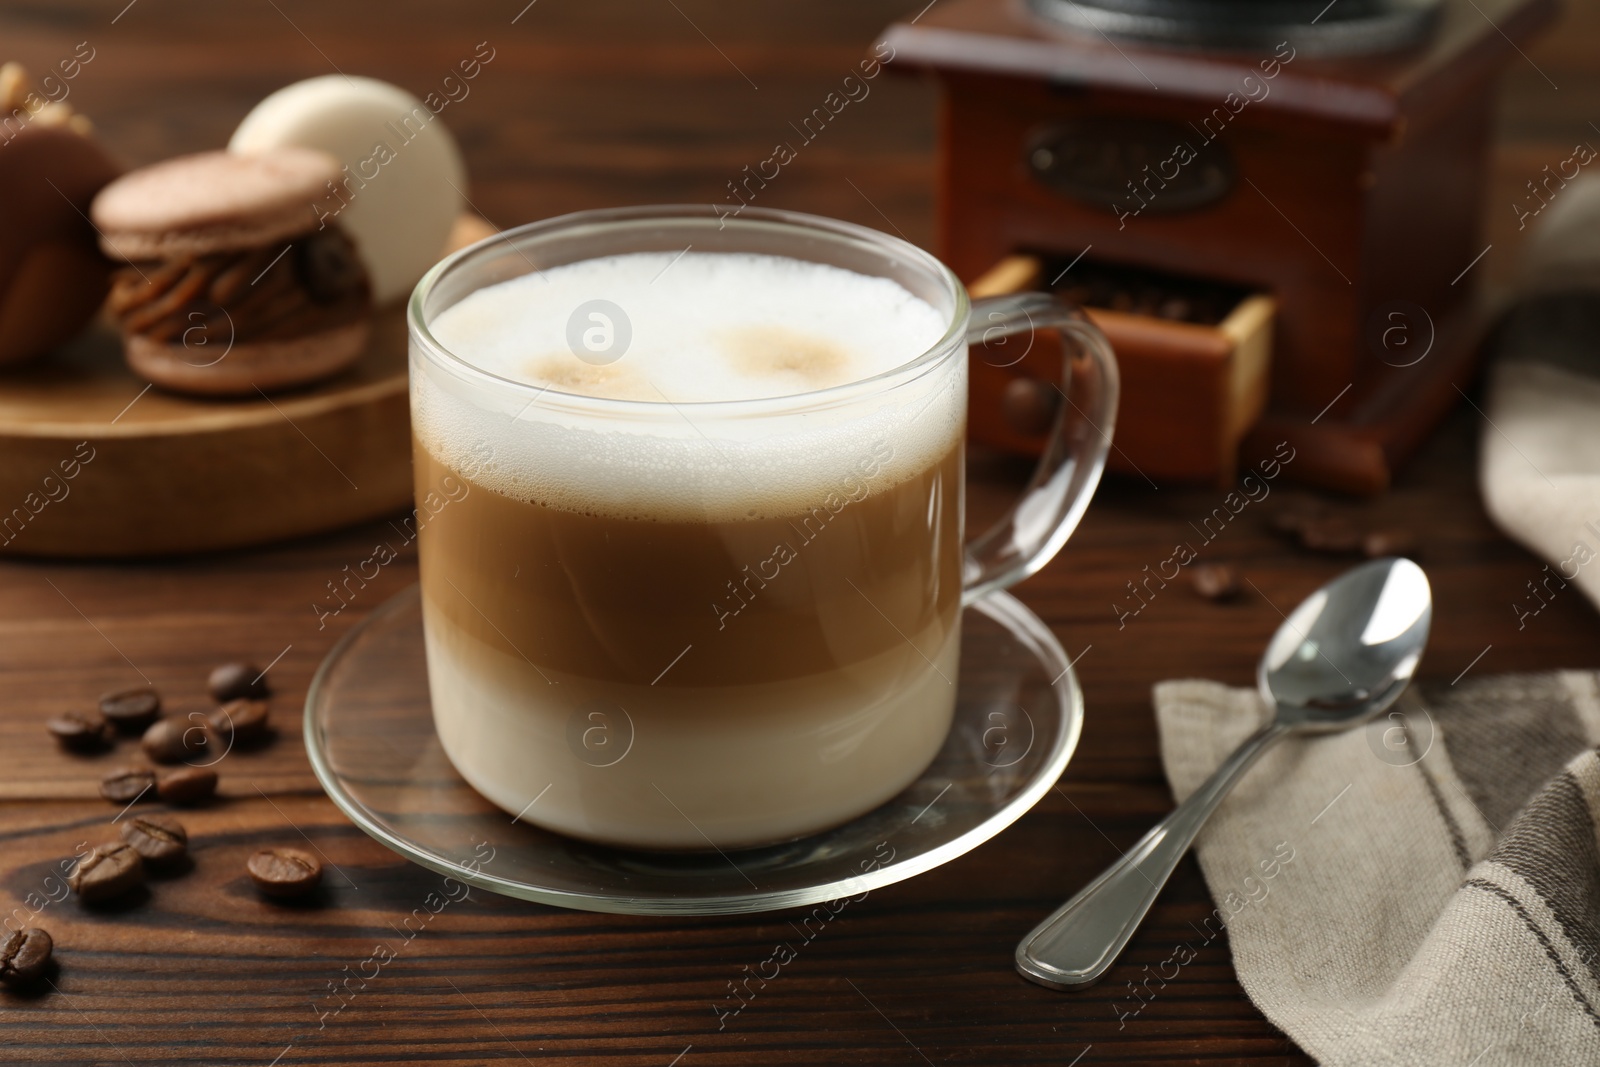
407;206;1117;850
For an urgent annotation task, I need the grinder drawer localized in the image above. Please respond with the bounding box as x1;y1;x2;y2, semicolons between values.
968;253;1274;487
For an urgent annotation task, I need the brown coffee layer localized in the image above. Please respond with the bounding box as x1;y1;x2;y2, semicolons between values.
414;437;963;687
106;227;369;346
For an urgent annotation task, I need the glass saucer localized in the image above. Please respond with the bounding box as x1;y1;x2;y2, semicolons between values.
304;585;1083;916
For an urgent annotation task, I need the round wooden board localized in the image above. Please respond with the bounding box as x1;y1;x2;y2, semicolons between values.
0;309;411;557
0;215;501;559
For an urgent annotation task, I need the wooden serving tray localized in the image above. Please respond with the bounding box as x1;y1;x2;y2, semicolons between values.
0;215;499;559
0;310;411;558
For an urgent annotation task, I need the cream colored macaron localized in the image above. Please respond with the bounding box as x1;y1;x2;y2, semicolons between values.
230;75;465;305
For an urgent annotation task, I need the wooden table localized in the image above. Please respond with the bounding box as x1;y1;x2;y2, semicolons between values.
4;2;1597;1063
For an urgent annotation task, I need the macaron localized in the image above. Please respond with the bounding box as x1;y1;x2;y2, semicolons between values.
91;148;373;396
0;63;121;367
230;75;466;305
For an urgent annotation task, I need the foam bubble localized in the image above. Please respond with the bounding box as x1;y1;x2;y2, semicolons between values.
415;252;964;521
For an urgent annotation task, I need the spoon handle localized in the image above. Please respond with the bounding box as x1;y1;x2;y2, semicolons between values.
1016;719;1292;990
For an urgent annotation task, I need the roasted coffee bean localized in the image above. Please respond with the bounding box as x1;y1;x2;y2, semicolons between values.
247;848;323;898
0;928;52;982
1298;517;1365;554
1157;297;1193;321
141;716;209;764
1269;499;1327;537
208;699;270;745
68;842;144;902
1363;528;1418;559
99;767;157;804
1059;283;1092;307
120;814;188;864
208;662;269;702
1191;563;1241;602
156;766;217;805
98;688;161;733
1269;511;1310;537
47;709;114;752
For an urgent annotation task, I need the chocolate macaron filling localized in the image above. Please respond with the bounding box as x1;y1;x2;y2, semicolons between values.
91;147;376;395
107;227;369;347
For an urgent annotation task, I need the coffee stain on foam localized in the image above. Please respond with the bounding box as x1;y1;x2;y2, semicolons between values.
718;325;853;389
522;325;855;401
523;354;655;401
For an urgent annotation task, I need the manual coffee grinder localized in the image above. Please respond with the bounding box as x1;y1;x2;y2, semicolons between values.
880;0;1556;491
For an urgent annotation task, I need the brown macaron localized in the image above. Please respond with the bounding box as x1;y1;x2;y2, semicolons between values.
0;65;121;367
91;147;372;396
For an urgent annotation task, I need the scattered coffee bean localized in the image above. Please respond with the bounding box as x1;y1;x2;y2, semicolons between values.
47;709;114;753
0;928;52;982
120;814;188;864
99;767;157;805
98;688;161;733
1298;517;1365;554
68;842;144;902
1268;495;1330;537
156;766;217;805
1270;496;1416;561
1363;528;1418;559
247;848;322;899
208;699;270;745
209;662;268;702
1270;511;1310;537
141;716;209;764
1191;563;1241;602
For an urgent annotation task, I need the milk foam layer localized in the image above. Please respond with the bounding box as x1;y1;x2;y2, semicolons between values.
415;251;965;522
431;252;948;402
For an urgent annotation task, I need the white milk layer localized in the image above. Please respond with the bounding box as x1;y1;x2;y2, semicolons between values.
424;593;961;849
416;252;963;522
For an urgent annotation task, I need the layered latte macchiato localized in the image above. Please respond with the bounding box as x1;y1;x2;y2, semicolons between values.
413;250;966;849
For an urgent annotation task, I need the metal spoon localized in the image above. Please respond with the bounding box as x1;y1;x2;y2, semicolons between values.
1015;556;1432;990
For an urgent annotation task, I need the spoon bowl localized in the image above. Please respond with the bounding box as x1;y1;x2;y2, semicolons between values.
1260;557;1431;729
1015;556;1433;990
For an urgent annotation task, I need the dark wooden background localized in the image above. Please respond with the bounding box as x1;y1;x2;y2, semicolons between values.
3;1;1599;1063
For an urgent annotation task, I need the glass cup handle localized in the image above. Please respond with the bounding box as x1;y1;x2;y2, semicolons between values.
962;293;1120;606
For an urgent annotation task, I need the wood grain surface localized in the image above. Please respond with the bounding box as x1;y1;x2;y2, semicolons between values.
1;2;1597;1064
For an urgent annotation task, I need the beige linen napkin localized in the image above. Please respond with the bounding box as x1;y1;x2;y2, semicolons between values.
1154;672;1600;1066
1482;175;1600;615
